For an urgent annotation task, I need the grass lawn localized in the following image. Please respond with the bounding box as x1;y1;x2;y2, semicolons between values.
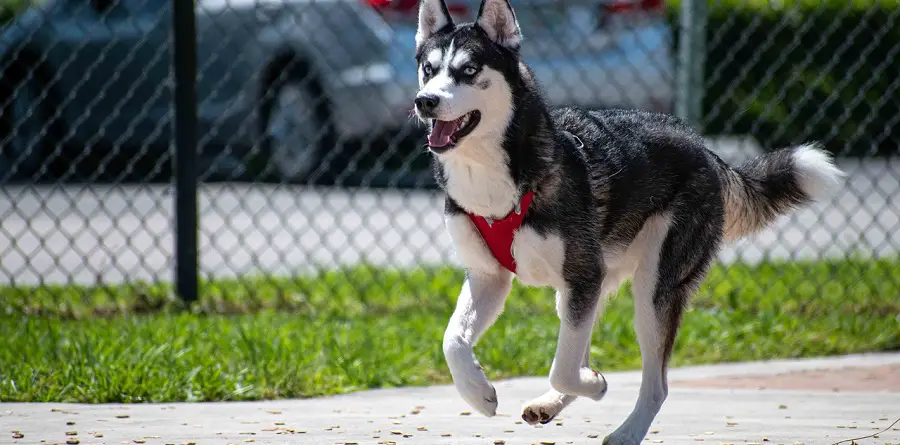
1;258;899;403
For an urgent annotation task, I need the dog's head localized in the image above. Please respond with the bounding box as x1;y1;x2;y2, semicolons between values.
413;0;523;154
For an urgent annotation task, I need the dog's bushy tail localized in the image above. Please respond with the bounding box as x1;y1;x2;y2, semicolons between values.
720;143;845;242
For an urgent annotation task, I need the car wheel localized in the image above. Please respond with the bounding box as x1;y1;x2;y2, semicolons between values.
1;76;46;181
264;81;324;183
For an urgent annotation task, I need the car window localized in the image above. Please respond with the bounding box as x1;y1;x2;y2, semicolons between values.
118;0;167;14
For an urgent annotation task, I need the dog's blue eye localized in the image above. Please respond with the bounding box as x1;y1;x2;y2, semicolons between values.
463;66;478;76
423;64;433;76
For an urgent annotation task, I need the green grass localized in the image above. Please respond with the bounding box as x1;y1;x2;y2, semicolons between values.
1;258;899;403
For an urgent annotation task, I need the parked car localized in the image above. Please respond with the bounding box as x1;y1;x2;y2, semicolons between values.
0;0;673;185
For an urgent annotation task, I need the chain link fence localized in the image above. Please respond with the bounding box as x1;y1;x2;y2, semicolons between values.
0;0;897;305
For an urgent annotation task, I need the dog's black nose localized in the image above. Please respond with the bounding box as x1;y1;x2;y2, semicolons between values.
415;94;440;114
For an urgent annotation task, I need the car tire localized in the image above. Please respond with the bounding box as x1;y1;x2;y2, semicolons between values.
259;70;330;183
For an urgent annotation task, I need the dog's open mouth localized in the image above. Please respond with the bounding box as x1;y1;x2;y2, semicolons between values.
428;111;481;151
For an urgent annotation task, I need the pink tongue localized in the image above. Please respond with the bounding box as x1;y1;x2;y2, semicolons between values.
429;120;459;147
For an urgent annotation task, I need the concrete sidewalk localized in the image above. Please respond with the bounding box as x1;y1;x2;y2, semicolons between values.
4;353;900;445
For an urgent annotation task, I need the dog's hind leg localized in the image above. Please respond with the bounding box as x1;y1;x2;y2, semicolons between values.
443;269;513;417
604;210;720;445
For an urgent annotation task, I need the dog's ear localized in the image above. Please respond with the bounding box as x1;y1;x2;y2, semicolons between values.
416;0;454;50
476;0;521;49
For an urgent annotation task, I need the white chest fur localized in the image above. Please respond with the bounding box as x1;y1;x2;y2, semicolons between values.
439;139;518;218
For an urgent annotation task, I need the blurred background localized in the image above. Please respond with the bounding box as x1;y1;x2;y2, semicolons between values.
0;0;898;404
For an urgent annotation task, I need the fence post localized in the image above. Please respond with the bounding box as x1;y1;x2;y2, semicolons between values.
172;0;198;303
676;0;707;130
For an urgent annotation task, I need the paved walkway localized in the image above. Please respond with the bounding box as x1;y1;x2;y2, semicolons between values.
4;353;900;445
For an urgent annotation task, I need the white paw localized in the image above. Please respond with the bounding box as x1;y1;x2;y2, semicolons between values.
454;368;498;417
521;393;569;425
603;423;647;445
444;337;499;417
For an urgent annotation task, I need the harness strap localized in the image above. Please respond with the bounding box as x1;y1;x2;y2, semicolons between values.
467;191;536;273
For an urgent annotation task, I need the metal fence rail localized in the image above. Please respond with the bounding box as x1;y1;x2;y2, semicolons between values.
0;0;897;301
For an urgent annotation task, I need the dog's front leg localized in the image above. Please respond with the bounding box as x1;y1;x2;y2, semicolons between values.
548;284;608;401
443;270;513;417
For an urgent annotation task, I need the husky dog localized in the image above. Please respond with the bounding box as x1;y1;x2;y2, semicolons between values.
413;0;844;443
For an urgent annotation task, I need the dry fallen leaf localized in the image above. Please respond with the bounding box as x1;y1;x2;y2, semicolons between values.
540;441;556;445
416;427;427;431
12;432;25;439
587;435;599;439
460;412;472;416
133;440;146;444
494;441;506;445
66;439;79;445
265;410;282;415
115;415;130;419
441;433;452;437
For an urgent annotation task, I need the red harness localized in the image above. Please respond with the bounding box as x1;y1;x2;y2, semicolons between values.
466;191;535;273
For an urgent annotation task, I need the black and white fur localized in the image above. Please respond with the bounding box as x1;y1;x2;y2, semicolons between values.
413;1;845;443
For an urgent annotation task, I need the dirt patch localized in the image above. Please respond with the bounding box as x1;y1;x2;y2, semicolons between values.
671;364;900;392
